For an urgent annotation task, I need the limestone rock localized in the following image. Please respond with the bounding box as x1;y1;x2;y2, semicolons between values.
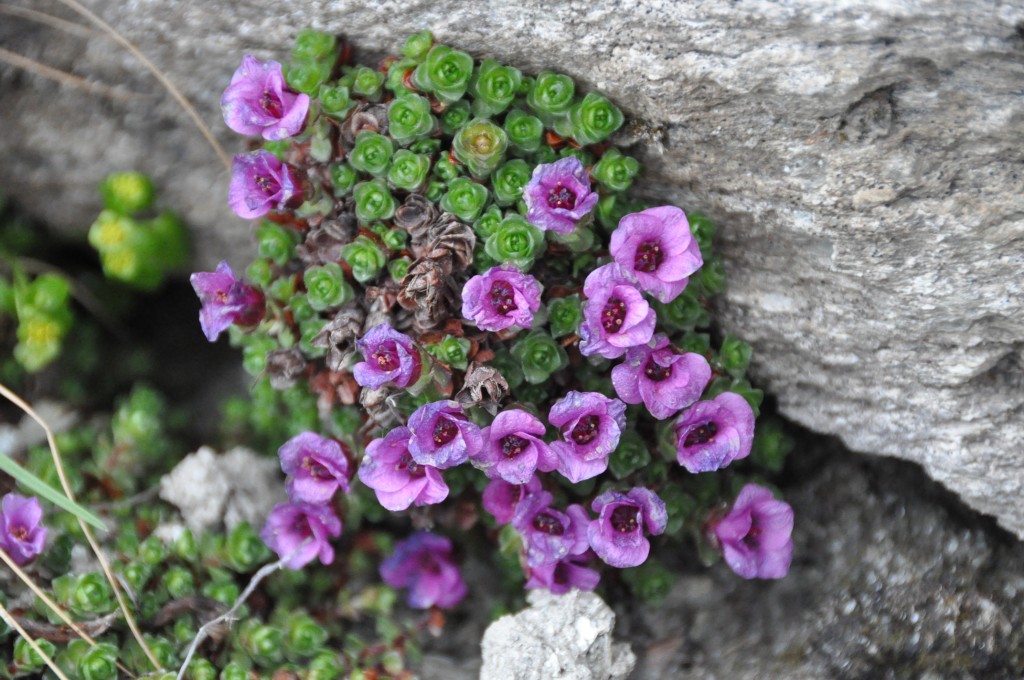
481;589;635;680
1;0;1022;533
159;445;283;533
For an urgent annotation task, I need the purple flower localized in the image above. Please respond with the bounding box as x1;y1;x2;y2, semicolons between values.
228;150;303;219
588;487;667;568
609;206;703;303
712;483;794;579
461;265;543;332
481;475;542;525
471;409;557;484
221;54;311;140
578;263;656;359
611;334;712;420
358;426;448;511
525;553;601;594
673;392;755;473
548;391;627;483
380;532;467;609
407;400;483;469
278;432;351;504
523;156;600;234
0;494;47;566
190;261;265;342
353;323;423;389
260;501;342;570
512;491;590;567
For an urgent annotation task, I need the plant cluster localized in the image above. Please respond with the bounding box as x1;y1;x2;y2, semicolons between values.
199;25;796;612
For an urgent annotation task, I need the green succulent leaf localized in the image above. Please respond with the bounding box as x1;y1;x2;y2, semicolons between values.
342;235;387;283
526;70;576;117
353;179;397;223
100;171;154;215
452;118;509;178
568;91;624;145
440;100;472;136
387;92;437;144
439;177;490;222
504;108;545;154
591;148;641;192
401;30;434;62
412;44;474;103
469;59;523;117
484;215;545;270
303;262;352;310
349;131;394;176
511;331;568;384
491;158;532;206
387;149;431;191
548;294;583;338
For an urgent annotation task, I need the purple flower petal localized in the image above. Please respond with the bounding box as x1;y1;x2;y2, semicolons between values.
549;391;626;483
278;432;351;504
523;157;600;234
578;264;656;359
674;392;755;473
380;532;467;609
588;487;666;568
190;261;265;342
260;501;342;570
611;335;712;420
713;483;794;579
609;206;703;303
408;401;483;469
358;427;449;511
0;494;47;566
472;409;555;484
221;54;311;140
353;324;422;389
228;151;303;219
461;265;543;332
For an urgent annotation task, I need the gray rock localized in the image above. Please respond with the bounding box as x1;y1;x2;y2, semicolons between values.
1;1;1022;533
159;445;283;533
481;589;635;680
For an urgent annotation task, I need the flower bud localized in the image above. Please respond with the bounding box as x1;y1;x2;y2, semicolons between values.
547;294;582;338
491;159;531;206
591;148;640;192
342;235;387;283
353;179;396;223
330;163;357;195
526;71;576;117
452;118;509;178
387;93;437;145
504;108;544;154
484;215;544;270
387;149;431;192
511;330;568;384
350;65;385;100
469;59;522;117
100;171;154;215
402;30;434;62
440;100;472;136
348;131;394;177
412;44;474;103
77;641;119;680
440;177;490;222
319;85;354;118
303;264;351;313
568;92;624;145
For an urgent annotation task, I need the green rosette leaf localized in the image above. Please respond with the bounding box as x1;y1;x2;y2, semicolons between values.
342;235;387;283
350;65;385;99
608;430;652;480
433;155;462;182
428;335;472;371
654;287;710;331
385;57;418;96
440;100;472;136
687;211;716;255
452;118;509;178
402;30;434;62
304;262;352;310
719;334;752;378
348;131;394;177
292;29;337;63
491;158;531;206
440;177;490;222
77;642;119;680
484;215;545;270
286;61;331;95
387;149;431;191
330;163;358;196
489;349;525;389
511;330;568;384
469;59;523;117
256;221;299;265
548;294;582;338
353;179;397;223
568;91;624;145
388;257;412;282
591;148;641;192
695;255;726;295
473;204;504;239
100;171;154;215
412;44;474;103
319;84;354;118
504;108;544;154
388;92;438;145
526;70;576;117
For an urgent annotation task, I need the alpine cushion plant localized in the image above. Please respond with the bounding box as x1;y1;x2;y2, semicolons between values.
204;28;794;615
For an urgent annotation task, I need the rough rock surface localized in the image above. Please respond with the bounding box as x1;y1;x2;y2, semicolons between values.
1;1;1022;533
480;589;636;680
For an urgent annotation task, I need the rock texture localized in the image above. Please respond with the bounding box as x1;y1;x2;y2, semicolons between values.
1;1;1022;532
481;589;636;680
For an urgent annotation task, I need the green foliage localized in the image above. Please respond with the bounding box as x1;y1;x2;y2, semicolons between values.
452;118;509;178
348;132;394;176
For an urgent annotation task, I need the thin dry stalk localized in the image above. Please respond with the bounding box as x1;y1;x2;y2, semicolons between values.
0;547;136;678
0;46;144;102
0;4;99;38
0;599;71;680
55;0;231;170
0;382;164;673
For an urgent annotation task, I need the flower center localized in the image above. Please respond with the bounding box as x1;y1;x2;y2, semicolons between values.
643;358;672;382
373;347;399;371
553;562;570;585
501;434;529;459
396;452;425;477
601;298;627;333
742;525;763;550
532;512;565;535
255;174;275;195
610;506;639;533
683;421;718;447
489;280;518;316
433;417;459;446
547;183;577;210
11;526;28;541
301;456;331;480
570;415;600;446
260;90;283;116
634;240;664;273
